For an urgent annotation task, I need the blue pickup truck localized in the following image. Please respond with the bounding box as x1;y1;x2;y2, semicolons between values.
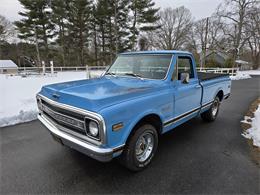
37;50;231;171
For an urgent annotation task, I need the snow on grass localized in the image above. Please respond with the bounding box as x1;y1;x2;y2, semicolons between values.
239;70;260;76
230;69;260;80
0;71;103;127
230;71;252;80
242;105;260;147
0;68;258;127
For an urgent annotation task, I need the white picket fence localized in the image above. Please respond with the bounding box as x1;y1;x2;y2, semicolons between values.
18;66;107;78
18;66;107;72
17;66;239;77
196;67;239;75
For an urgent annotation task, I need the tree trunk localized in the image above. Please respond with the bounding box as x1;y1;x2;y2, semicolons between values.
114;0;118;54
93;24;98;66
131;1;137;50
201;17;209;70
109;16;113;64
42;24;49;66
34;27;41;66
252;53;260;69
59;24;65;66
101;25;105;65
79;16;84;66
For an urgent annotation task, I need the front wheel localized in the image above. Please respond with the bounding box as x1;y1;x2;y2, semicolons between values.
201;96;220;122
120;124;158;172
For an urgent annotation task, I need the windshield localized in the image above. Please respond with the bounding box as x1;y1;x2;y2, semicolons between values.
106;54;172;80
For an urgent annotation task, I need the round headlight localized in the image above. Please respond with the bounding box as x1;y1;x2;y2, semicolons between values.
89;121;99;137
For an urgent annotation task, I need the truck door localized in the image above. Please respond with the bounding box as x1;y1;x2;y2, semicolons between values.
172;55;202;122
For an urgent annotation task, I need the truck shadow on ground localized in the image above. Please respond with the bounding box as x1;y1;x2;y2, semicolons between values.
59;116;227;193
65;117;210;172
67;117;202;170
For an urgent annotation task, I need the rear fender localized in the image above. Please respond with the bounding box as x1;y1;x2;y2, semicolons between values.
214;87;224;101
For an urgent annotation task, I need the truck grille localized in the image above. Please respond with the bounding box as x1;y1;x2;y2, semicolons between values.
37;95;105;145
40;99;88;136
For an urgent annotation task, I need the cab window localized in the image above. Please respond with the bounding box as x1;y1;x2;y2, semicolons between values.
177;56;194;79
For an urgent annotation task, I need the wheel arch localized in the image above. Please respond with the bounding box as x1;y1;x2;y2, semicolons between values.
125;113;163;144
216;89;224;101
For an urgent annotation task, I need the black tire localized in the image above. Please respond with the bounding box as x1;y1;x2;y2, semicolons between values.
201;96;220;122
119;124;158;172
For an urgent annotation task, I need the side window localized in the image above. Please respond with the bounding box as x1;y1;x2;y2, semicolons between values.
177;56;194;80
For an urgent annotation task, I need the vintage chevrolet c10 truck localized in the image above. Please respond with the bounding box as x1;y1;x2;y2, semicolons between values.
37;50;231;171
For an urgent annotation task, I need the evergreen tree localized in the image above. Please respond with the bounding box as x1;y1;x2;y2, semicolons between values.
94;0;131;65
67;0;93;66
15;0;54;65
91;5;99;66
130;0;160;50
94;0;112;65
51;0;70;66
14;0;160;66
113;0;131;53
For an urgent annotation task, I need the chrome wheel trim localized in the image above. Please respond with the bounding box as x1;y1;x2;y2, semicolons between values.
212;100;219;116
135;132;154;162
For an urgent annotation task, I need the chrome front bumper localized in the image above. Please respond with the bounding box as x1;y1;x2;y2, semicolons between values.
38;114;124;162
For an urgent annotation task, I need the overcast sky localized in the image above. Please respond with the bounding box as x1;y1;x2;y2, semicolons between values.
0;0;223;22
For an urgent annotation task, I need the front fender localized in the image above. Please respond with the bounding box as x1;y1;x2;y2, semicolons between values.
100;90;172;149
121;109;163;143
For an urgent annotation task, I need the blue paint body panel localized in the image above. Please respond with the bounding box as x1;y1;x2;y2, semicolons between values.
38;50;231;152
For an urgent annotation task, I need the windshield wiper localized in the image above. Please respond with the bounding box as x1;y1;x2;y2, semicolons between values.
105;72;116;76
123;73;142;78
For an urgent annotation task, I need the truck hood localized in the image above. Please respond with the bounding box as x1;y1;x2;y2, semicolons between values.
40;76;163;112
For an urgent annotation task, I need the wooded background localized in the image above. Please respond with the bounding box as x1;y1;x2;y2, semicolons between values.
0;0;259;69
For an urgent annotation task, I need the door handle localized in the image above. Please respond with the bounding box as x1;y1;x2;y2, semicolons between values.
195;85;201;88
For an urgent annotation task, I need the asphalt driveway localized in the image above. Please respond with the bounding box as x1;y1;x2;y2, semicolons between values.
1;76;259;194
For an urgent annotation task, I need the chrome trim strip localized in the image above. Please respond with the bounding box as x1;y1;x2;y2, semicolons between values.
43;113;101;146
163;101;214;127
38;114;124;158
201;101;214;108
164;106;201;127
84;116;102;141
41;103;86;131
38;114;111;153
38;94;106;145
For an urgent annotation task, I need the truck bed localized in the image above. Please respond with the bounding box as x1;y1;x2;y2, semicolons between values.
197;72;229;81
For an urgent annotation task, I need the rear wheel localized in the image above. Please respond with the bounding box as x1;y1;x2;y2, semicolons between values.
120;124;158;172
201;96;220;122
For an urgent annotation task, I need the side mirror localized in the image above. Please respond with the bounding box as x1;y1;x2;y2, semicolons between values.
180;73;189;84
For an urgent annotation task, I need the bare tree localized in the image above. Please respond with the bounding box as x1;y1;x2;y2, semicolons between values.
207;16;227;51
150;7;193;50
194;15;226;68
184;25;198;53
0;15;14;42
194;17;209;68
217;0;258;67
245;6;260;69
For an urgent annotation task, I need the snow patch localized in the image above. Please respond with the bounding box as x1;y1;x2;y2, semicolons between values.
230;71;251;80
242;105;260;147
0;71;103;127
239;70;260;76
241;116;252;124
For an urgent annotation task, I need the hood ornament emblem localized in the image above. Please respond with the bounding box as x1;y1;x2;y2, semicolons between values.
52;93;60;99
